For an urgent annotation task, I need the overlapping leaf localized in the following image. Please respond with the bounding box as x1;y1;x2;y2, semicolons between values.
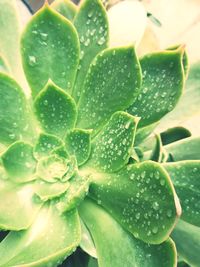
72;0;109;102
77;47;141;134
0;205;81;266
88;161;181;244
80;199;177;267
128;49;185;127
21;5;80;97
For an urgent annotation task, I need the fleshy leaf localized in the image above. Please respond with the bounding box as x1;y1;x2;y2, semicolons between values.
161;127;191;146
80;219;97;258
56;174;90;213
34;179;70;201
0;179;41;230
171;220;200;267
0;205;81;266
164;160;200;227
167;44;189;78
72;0;109;102
80;199;177;267
0;0;26;83
1;141;36;183
34;82;77;138
37;155;75;183
65;129;92;166
128;49;184;127
86;111;139;172
135;122;158;145
0;73;33;145
157;62;200;134
165;137;200;161
150;134;163;163
21;5;80;97
52;0;77;21
77;47;141;134
88;161;181;244
34;133;64;159
52;145;69;159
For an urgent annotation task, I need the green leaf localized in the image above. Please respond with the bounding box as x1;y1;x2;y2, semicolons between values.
72;0;109;102
0;1;22;77
128;49;184;127
0;55;10;74
77;47;141;134
52;0;77;21
56;174;90;213
34;82;77;138
164;160;200;227
34;133;64;159
80;198;177;267
0;73;33;145
1;141;37;183
52;145;69;159
86;111;139;172
88;161;180;244
171;220;200;267
166;44;189;78
0;179;41;230
135;122;158;145
34;179;70;201
165;137;200;161
157;62;200;134
80;219;97;258
149;134;163;162
0;205;81;266
21;5;80;97
37;155;75;183
65;129;92;166
161;127;191;146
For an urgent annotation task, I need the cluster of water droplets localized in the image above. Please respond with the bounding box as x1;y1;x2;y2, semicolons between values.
92;164;174;241
130;62;181;122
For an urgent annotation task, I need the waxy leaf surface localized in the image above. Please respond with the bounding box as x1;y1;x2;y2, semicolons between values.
65;129;92;166
21;5;79;97
80;199;177;267
73;0;109;101
34;133;64;159
158;62;200;133
164;161;200;226
52;0;77;21
0;205;81;266
0;74;32;145
2;141;36;183
87;111;138;172
88;161;180;244
77;47;141;134
165;137;200;161
128;50;184;127
34;83;77;138
172;220;200;267
0;180;41;231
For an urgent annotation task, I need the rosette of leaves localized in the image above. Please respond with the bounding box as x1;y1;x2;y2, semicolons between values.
0;0;199;267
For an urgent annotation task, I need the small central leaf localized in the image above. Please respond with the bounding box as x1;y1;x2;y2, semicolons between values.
37;155;76;183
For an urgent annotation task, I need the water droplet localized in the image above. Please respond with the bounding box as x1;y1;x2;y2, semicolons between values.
167;209;172;218
40;32;48;41
28;55;37;66
152;226;158;234
152;201;159;211
97;37;105;46
88;10;94;18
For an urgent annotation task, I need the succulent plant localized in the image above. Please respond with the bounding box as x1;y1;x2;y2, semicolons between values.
0;0;199;266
